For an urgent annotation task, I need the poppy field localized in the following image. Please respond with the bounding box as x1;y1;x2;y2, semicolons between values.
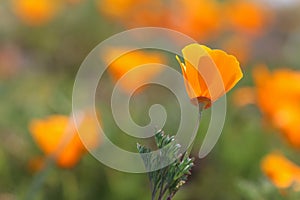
1;0;300;199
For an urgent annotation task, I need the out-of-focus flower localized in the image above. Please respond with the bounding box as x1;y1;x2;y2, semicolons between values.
12;0;61;26
29;112;101;168
261;152;300;189
126;1;166;27
97;0;136;20
98;0;222;39
168;0;221;41
232;87;256;107
225;1;270;36
97;0;165;27
253;66;300;116
104;49;165;93
176;43;243;108
222;36;251;65
253;65;300;147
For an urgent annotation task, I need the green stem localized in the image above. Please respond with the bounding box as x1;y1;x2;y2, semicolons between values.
185;102;204;156
158;173;165;200
152;184;157;200
24;158;54;200
161;183;170;199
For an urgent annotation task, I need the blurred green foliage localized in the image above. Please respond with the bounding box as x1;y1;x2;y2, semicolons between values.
1;0;300;199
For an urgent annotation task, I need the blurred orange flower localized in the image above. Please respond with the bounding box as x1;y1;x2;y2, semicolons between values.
98;0;137;20
261;152;300;189
222;36;251;65
97;0;165;27
104;49;165;93
232;87;256;107
12;0;60;26
176;43;243;108
225;1;269;35
29;112;101;168
168;0;221;41
253;65;300;147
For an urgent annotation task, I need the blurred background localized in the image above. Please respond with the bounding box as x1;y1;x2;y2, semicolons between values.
1;0;300;199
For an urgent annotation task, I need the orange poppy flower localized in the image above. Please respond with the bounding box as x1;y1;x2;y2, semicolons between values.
104;48;166;93
253;65;300;147
222;36;251;65
168;0;221;41
232;87;256;107
97;0;137;20
97;0;165;27
12;0;60;26
224;1;270;36
176;43;243;108
261;152;300;189
29;112;101;168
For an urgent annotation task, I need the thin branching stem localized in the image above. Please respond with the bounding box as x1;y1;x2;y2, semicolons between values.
158;168;168;200
138;130;194;200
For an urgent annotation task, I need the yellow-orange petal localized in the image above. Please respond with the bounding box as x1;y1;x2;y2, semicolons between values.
12;0;60;26
178;43;243;108
56;146;83;168
253;65;300;149
181;44;213;105
29;115;72;155
29;113;101;168
104;48;165;93
271;104;300;148
200;45;243;94
261;152;300;189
